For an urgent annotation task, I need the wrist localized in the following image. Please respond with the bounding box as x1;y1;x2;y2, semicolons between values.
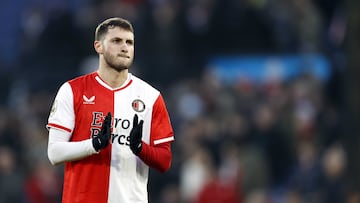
88;139;100;154
133;141;143;155
92;137;101;152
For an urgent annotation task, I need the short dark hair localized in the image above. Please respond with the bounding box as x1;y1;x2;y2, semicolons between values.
95;17;134;41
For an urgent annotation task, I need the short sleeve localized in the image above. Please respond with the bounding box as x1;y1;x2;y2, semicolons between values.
47;82;75;133
150;94;174;145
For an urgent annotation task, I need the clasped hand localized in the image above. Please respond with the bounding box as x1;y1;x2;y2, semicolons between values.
129;114;144;155
92;112;112;152
92;112;143;155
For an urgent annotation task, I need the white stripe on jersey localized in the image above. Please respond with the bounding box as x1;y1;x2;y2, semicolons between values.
154;136;175;145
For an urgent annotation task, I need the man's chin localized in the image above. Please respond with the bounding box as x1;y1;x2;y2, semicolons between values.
111;65;129;72
113;67;128;72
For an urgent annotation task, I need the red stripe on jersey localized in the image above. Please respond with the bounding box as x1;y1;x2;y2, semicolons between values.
62;72;114;203
47;123;72;133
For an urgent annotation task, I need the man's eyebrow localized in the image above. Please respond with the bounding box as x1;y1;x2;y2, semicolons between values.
111;36;133;41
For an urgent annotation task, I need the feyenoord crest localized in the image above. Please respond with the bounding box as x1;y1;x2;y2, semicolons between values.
132;99;145;112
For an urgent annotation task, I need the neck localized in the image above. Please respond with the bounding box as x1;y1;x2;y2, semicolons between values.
97;67;129;89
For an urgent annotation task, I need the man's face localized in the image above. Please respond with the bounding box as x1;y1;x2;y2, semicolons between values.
100;27;134;71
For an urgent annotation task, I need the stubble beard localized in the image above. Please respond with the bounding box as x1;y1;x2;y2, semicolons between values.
103;51;133;72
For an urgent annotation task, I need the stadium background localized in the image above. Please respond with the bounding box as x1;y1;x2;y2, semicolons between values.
1;0;360;202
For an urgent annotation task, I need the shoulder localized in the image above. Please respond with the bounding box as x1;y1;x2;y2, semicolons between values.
68;72;96;85
54;72;97;99
63;72;97;93
130;74;160;94
130;74;162;105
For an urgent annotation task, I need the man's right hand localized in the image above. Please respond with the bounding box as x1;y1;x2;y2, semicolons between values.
92;112;112;152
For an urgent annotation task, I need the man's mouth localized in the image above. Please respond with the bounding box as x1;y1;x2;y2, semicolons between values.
118;54;129;58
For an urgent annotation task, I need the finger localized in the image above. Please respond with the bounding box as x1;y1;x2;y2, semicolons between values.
105;112;112;124
139;120;144;129
107;112;112;120
107;113;112;132
133;114;138;127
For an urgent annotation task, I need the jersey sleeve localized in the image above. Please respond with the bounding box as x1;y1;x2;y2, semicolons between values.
47;82;75;133
150;94;174;145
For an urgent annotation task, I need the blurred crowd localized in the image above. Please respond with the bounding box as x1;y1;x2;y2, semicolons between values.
0;0;353;203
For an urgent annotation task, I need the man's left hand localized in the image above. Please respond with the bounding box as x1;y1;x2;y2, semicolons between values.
129;114;144;155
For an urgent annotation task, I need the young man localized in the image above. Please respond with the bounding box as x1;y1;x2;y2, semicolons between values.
47;17;174;203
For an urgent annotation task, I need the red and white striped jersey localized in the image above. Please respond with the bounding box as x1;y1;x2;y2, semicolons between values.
47;72;174;203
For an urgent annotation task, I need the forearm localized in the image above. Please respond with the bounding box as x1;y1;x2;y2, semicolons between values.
137;142;172;173
47;128;97;165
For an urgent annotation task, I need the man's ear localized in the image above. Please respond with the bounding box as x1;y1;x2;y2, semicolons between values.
94;41;103;54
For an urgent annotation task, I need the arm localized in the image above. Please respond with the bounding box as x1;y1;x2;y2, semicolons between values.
129;94;174;172
138;141;172;173
47;128;97;165
129;114;173;173
48;112;112;165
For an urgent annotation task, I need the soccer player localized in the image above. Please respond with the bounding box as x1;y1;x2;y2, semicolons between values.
46;17;175;203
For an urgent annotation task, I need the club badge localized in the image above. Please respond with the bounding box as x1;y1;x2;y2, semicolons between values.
132;99;145;112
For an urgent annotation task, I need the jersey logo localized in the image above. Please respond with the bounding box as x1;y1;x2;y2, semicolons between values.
83;95;95;104
132;99;145;112
50;100;57;117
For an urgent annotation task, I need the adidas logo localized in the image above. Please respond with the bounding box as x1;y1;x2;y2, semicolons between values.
83;95;95;104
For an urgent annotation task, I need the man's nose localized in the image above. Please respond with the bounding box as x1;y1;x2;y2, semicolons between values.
120;42;128;52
